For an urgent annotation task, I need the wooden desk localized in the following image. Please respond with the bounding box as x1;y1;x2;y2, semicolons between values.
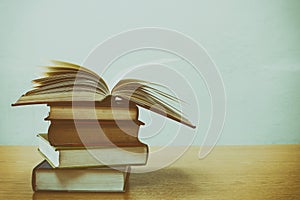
0;145;299;199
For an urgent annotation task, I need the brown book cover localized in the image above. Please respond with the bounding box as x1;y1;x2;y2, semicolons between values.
46;119;144;147
32;160;131;192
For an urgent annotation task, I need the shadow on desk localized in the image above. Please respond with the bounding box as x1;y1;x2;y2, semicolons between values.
32;167;207;200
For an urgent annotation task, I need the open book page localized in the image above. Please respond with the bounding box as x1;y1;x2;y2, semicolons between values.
112;79;195;128
13;61;110;105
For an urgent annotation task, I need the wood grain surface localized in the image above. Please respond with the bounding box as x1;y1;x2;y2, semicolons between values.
0;145;299;200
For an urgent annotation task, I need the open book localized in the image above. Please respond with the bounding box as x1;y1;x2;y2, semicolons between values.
12;60;195;128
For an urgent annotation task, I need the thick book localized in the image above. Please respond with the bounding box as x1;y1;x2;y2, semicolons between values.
47;119;144;147
12;60;195;128
47;97;139;120
37;134;148;168
32;160;130;192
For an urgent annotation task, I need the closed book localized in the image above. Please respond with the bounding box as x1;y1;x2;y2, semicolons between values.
37;134;148;168
46;119;144;147
32;160;130;192
47;97;139;120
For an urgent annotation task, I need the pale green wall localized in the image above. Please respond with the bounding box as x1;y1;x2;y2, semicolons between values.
1;0;300;145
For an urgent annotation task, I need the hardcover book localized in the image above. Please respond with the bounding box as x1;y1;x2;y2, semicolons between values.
46;119;144;147
32;160;130;192
46;96;139;120
37;134;148;168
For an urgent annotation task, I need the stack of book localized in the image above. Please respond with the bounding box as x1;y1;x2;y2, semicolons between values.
12;60;195;192
31;97;148;192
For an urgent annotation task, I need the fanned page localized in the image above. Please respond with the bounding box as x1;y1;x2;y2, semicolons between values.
12;61;195;128
12;61;110;105
112;79;196;128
